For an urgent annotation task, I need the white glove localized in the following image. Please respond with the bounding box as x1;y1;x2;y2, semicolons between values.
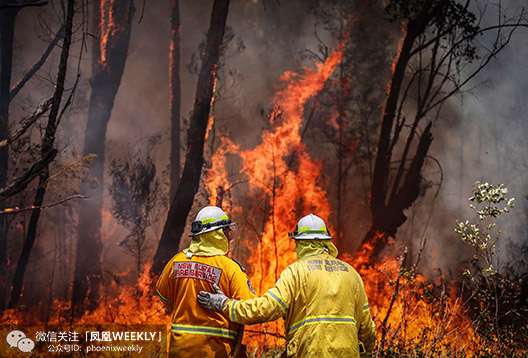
197;283;228;311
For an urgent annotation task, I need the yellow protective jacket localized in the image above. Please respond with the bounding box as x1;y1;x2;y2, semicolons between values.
156;229;254;357
223;241;376;357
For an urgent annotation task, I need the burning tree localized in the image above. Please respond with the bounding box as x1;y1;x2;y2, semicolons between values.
201;1;528;354
304;0;397;247
364;0;528;258
73;0;135;317
152;0;231;275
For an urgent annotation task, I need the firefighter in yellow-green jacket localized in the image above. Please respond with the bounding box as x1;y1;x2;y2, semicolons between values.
197;213;376;357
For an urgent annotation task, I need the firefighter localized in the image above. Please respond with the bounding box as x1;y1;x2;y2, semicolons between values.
156;206;255;357
197;213;376;357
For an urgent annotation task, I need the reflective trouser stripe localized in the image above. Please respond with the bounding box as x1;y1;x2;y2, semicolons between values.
171;324;237;340
288;315;356;335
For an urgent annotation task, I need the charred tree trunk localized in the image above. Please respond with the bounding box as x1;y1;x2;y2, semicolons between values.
8;0;74;309
72;0;134;317
363;1;443;256
169;0;181;200
0;7;17;309
152;0;230;275
370;30;415;234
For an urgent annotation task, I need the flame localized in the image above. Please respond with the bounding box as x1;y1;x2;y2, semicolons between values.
2;27;517;356
98;0;114;65
1;264;167;326
204;43;344;350
206;136;240;208
76;264;167;325
202;39;501;356
98;0;131;67
386;24;407;95
205;69;219;143
343;241;482;356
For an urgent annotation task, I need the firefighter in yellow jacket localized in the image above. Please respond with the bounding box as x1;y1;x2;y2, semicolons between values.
197;213;376;357
156;206;255;357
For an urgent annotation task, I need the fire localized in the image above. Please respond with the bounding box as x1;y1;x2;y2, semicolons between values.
203;38;492;356
204;43;344;350
1;264;167;325
205;68;219;143
99;0;114;65
342;239;482;356
2;22;514;357
76;264;167;325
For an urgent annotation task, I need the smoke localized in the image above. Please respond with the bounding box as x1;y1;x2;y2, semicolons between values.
8;0;528;309
426;0;528;274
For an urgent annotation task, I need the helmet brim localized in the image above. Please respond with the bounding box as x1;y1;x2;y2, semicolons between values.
293;233;332;240
189;222;235;237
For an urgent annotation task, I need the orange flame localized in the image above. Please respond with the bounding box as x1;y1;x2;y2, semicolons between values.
98;0;114;65
203;39;495;355
1;264;167;326
342;241;482;356
204;43;344;350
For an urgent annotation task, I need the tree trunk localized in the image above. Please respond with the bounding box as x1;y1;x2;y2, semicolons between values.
152;0;230;275
71;0;134;318
0;7;17;309
8;0;74;309
364;122;433;258
363;12;437;254
169;0;181;200
370;28;415;226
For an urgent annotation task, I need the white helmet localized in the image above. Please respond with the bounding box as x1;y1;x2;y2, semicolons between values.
190;206;234;236
288;213;332;240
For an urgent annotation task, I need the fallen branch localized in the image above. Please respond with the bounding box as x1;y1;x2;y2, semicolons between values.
0;194;87;215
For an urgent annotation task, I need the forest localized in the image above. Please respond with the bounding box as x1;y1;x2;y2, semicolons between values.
1;0;528;356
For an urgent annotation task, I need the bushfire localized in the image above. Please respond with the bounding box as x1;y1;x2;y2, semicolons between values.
0;41;510;357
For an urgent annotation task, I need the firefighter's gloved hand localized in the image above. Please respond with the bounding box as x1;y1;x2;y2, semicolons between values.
197;283;228;311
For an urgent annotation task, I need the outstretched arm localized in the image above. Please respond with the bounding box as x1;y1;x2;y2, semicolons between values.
198;266;295;325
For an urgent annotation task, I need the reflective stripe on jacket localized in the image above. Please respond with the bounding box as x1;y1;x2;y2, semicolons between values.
156;230;254;357
224;251;376;357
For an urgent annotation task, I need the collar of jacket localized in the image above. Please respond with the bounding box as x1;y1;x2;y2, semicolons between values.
295;239;339;259
183;229;229;257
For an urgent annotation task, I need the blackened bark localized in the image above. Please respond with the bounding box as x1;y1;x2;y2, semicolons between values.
72;0;134;317
9;25;63;102
370;28;415;226
364;2;447;252
8;0;74;308
0;7;17;310
368;122;433;257
169;0;181;200
152;0;230;275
